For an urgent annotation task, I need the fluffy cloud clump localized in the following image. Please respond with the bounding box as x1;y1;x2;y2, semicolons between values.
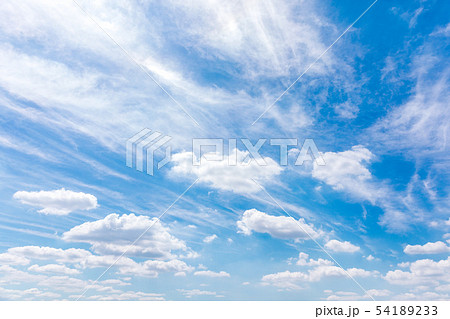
13;189;97;215
171;150;282;194
62;213;187;259
325;240;360;253
237;209;321;240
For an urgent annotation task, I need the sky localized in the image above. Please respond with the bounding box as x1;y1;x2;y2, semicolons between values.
0;0;449;300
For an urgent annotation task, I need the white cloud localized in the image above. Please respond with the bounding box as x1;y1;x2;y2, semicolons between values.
370;52;449;157
368;29;450;226
170;150;282;194
311;146;419;233
163;0;334;79
325;289;391;301
404;241;450;254
0;252;30;265
0;216;196;281
194;270;230;278
296;252;333;267
76;291;165;301
334;102;359;119
99;279;131;286
237;209;321;241
203;234;218;243
7;246;91;264
393;292;450;301
262;266;377;290
28;264;80;275
429;219;450;228
325;240;360;253
366;289;392;297
308;266;376;282
174;271;186;277
385;257;450;287
177;289;222;298
261;271;308;290
0;134;57;161
0;12;254;155
311;146;378;203
0;286;60;300
62;213;188;258
325;291;362;301
366;255;375;261
0;265;110;294
0;0;358;158
118;259;193;278
13;188;97;215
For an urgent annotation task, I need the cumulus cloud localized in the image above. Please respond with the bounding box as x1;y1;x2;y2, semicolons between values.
0;264;114;294
28;264;80;275
118;259;194;278
0;214;198;281
13;188;97;215
311;146;418;233
404;241;450;254
296;252;333;267
384;257;450;287
78;291;165;301
308;266;375;282
237;209;321;241
5;244;193;279
261;271;308;290
262;266;377;290
62;213;188;258
393;291;450;301
194;270;230;278
203;234;218;243
0;252;30;265
170;150;282;194
311;146;377;202
325;289;391;301
325;240;360;253
7;246;91;264
0;286;61;300
177;289;222;298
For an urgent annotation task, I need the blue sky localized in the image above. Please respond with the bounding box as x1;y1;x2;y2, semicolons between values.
0;0;449;300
